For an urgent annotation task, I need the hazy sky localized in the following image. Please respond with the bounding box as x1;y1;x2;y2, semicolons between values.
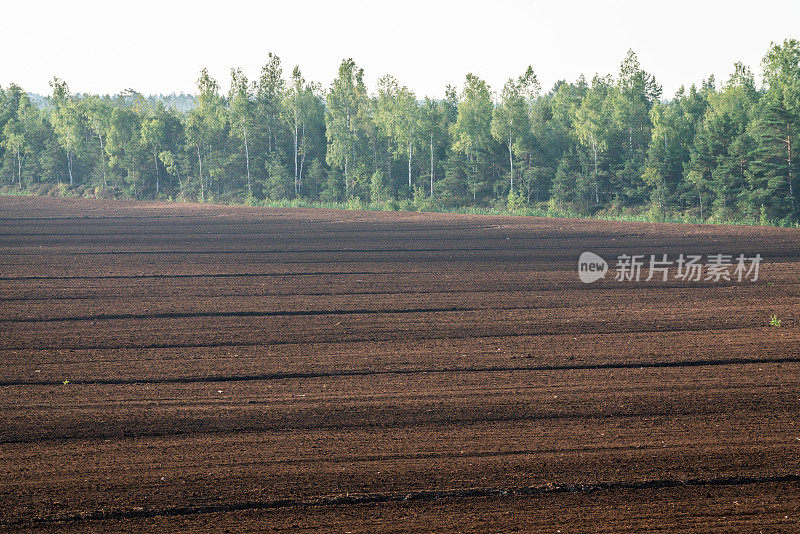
3;0;798;99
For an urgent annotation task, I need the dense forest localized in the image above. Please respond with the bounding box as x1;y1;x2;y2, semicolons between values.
1;40;799;225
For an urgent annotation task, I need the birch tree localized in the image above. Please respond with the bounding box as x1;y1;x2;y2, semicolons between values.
256;53;285;159
141;102;182;194
1;119;26;188
107;104;143;194
49;78;82;185
186;69;225;201
326;59;369;197
283;66;313;197
229;68;255;195
574;76;612;204
375;75;400;189
420;97;449;197
82;96;113;187
395;85;419;193
492;66;539;195
754;39;800;215
453;74;494;200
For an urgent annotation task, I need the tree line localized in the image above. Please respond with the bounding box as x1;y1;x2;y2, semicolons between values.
1;40;799;224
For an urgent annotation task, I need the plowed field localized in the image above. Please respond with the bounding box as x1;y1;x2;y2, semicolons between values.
1;196;799;532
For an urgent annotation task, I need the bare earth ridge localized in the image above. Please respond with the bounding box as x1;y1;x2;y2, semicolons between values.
1;196;799;532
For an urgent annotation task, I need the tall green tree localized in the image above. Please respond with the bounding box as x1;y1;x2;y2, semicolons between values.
106;93;145;195
751;39;800;217
229;68;255;195
419;96;451;197
256;53;285;160
50;78;83;185
374;75;400;191
283;66;318;197
141;101;183;195
574;76;612;204
1;118;26;188
326;59;369;197
453;73;494;201
492;66;539;195
186;69;226;201
81;96;114;187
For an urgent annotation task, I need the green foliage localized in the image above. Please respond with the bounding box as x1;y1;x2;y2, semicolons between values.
1;44;798;225
770;314;782;327
264;155;291;200
411;186;434;211
370;170;388;204
507;189;524;213
492;67;538;195
326;59;369;198
320;168;344;203
346;195;364;210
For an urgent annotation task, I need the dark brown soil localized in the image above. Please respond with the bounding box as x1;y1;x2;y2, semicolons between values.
1;196;799;531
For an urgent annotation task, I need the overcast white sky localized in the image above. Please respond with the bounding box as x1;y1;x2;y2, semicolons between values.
2;0;798;99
